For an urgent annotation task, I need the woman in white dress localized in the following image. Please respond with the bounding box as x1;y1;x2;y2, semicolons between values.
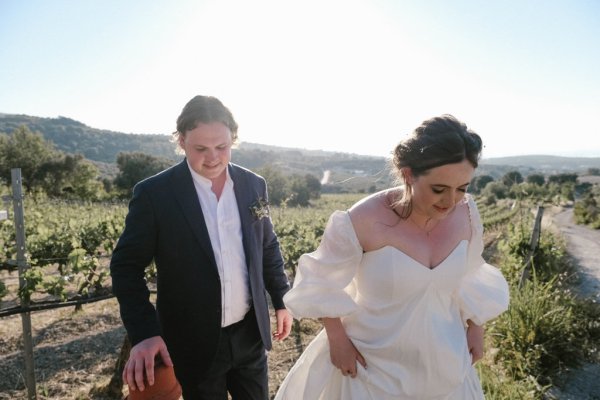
275;115;509;400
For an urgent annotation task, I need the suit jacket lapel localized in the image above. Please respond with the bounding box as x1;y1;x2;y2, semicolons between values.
171;160;217;268
230;164;256;271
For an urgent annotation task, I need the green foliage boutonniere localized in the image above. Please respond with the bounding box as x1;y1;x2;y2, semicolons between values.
250;197;270;220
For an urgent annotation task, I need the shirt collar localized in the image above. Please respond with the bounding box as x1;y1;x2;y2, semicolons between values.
186;160;233;190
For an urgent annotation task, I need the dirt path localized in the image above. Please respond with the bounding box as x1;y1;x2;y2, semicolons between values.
553;208;600;298
546;206;600;400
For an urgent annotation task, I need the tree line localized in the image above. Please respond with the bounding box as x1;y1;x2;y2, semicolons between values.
0;125;322;206
470;168;600;228
1;124;599;222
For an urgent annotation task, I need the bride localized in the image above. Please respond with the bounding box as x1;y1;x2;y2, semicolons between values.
275;114;509;400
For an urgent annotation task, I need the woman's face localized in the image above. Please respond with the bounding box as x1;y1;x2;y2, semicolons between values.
178;122;232;182
407;159;475;220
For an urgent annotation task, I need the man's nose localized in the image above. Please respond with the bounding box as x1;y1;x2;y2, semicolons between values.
206;149;218;161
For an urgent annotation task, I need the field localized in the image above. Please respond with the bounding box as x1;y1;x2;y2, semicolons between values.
0;295;326;400
0;194;361;399
1;193;597;399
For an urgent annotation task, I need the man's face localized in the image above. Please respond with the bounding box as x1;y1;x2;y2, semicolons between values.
178;122;232;182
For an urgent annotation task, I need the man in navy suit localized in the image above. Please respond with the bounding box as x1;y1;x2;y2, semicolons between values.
110;95;292;399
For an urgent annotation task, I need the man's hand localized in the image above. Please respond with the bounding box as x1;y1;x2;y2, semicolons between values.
123;336;173;392
273;309;293;341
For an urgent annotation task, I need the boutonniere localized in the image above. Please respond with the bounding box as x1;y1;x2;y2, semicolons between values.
250;197;270;220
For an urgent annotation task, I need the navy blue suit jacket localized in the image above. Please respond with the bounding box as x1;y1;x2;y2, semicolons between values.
110;160;290;379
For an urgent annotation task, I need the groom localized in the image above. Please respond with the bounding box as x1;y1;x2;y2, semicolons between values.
110;95;292;399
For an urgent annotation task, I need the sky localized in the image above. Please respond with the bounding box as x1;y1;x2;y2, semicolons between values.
1;0;599;159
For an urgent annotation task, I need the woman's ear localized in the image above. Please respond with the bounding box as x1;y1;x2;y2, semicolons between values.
401;167;414;185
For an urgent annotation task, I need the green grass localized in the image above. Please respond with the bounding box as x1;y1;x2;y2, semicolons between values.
479;218;600;398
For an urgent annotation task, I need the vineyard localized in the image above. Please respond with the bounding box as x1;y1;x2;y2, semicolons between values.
0;194;519;310
0;199;127;312
1;193;599;399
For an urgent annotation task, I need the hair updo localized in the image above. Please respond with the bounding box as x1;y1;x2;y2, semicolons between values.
393;114;482;176
390;114;482;217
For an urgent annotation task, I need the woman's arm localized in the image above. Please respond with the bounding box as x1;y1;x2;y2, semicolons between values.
322;317;367;378
466;319;484;364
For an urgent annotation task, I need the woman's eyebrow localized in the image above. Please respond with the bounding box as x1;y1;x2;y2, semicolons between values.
431;182;470;188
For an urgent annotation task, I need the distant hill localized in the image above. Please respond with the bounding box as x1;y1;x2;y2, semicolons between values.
0;114;392;192
0;114;178;163
1;114;599;191
480;155;600;176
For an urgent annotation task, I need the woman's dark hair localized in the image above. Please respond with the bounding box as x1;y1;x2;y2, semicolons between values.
390;114;482;217
172;95;238;143
392;114;482;176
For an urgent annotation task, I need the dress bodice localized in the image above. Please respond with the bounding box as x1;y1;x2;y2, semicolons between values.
357;240;469;304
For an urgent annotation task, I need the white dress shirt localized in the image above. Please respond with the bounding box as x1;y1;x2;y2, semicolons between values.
187;162;251;327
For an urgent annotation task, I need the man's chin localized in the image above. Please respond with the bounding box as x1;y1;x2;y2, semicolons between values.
200;168;226;180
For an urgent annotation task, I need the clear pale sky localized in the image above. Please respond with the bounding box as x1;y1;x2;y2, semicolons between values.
1;0;599;159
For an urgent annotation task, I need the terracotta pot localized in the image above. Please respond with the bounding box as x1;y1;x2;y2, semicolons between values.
125;363;182;400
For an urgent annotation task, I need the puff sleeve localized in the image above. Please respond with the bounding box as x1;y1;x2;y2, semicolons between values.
283;210;363;319
457;196;510;326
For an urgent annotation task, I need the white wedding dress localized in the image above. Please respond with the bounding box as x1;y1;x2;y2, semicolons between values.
275;196;509;400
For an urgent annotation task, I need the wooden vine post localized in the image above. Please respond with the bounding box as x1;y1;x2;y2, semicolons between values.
518;205;545;289
12;168;37;399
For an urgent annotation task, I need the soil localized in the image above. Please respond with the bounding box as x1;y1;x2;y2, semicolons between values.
0;298;128;400
0;294;322;400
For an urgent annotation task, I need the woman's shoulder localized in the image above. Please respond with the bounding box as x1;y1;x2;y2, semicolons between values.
348;188;402;232
349;188;400;211
463;193;483;231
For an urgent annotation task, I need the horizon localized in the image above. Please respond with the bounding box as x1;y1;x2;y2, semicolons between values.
3;111;600;162
1;1;599;159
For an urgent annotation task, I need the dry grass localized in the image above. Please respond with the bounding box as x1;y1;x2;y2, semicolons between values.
0;297;322;400
0;298;125;399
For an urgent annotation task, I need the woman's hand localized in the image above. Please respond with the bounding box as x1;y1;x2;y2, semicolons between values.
466;320;484;364
322;317;366;378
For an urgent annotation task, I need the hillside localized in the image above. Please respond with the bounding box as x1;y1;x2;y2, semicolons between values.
0;114;392;192
0;114;177;163
1;114;599;190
